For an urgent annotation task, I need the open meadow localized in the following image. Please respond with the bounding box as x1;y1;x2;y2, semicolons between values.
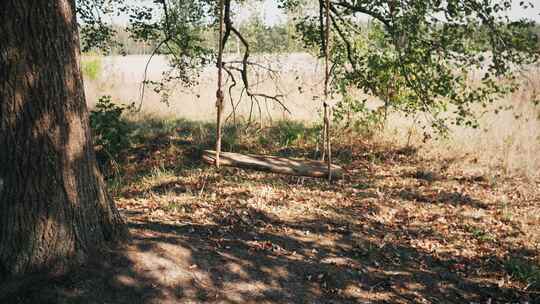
3;2;540;303
7;54;523;303
4;54;539;304
85;54;540;180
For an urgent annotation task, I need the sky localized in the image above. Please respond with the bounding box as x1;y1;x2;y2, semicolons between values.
243;0;540;25
113;0;540;26
509;2;540;21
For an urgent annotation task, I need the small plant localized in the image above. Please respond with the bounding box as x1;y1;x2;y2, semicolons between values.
464;224;495;242
471;228;495;242
222;124;241;151
332;95;386;136
505;257;540;290
81;56;102;81
279;121;305;147
89;96;133;169
271;120;318;148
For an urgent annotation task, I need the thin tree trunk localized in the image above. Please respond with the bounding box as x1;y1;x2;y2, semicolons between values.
0;0;126;277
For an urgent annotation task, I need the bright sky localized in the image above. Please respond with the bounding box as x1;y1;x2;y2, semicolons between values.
509;2;540;21
246;0;540;25
113;0;540;26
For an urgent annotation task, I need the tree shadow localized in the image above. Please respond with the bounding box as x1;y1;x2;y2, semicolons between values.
392;188;490;209
2;37;537;304
3;200;538;303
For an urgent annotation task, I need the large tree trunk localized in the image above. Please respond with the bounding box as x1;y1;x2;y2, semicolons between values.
0;0;126;277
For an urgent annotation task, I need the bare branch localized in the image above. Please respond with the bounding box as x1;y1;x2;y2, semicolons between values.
217;1;289;118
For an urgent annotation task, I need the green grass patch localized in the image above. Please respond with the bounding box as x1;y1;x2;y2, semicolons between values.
464;225;496;242
81;56;102;81
505;257;540;289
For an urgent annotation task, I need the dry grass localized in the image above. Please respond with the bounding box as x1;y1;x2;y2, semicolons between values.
84;54;540;181
78;54;539;302
84;54;323;122
6;117;539;303
388;65;540;181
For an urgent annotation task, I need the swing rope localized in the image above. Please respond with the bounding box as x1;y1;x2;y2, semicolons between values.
213;0;334;180
323;0;332;182
215;0;225;168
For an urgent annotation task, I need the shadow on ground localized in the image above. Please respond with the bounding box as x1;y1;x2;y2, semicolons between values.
2;119;538;304
2;202;537;304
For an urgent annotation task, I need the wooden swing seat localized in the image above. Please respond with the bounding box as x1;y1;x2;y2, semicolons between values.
202;150;343;179
209;0;336;180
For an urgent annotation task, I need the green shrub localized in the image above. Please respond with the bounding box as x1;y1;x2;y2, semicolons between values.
272;121;318;147
89;96;133;166
332;95;386;137
505;257;540;290
81;56;102;81
222;124;240;151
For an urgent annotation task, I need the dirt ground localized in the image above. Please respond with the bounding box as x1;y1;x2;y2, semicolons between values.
2;127;539;304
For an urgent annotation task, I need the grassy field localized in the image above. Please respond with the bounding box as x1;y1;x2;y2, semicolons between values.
84;54;540;180
6;116;538;303
83;54;323;121
13;54;527;303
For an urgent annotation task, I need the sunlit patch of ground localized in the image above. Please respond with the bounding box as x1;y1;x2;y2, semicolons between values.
4;119;539;304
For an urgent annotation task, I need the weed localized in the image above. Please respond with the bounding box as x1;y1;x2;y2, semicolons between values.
353;183;370;190
464;224;496;242
106;175;124;197
163;201;188;213
505;257;540;289
471;229;495;242
498;201;514;222
222;124;241;151
81;56;102;81
90;95;134;172
266;120;317;148
149;165;175;180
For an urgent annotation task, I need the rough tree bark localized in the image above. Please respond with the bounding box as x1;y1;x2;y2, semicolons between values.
0;0;126;277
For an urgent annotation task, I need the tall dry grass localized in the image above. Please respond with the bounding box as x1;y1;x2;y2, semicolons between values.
390;65;540;181
84;54;325;122
83;54;540;180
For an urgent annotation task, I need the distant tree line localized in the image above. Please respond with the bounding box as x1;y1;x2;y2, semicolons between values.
82;18;304;56
209;16;304;54
83;22;540;57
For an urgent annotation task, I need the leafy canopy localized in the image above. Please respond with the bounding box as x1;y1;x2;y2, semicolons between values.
285;0;539;132
77;0;539;133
